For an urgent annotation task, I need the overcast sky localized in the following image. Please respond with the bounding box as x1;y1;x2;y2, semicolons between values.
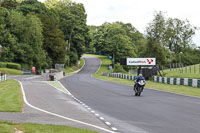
71;0;200;46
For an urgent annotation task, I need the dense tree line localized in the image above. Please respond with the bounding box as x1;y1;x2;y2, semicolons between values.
0;0;89;69
88;12;200;67
0;0;199;71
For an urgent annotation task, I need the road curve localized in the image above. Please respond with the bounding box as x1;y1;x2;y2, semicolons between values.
60;55;200;133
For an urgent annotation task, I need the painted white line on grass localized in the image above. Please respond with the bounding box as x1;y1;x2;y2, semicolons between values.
45;81;71;95
18;81;116;133
58;81;71;95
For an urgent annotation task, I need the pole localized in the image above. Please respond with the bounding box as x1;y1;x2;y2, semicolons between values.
112;53;115;69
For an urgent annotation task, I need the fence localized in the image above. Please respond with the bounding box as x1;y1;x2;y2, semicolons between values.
109;73;136;81
0;74;7;82
108;73;200;88
160;63;200;74
153;76;200;88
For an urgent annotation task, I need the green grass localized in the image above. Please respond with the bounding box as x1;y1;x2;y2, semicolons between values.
0;79;23;112
162;64;200;79
0;68;24;75
64;58;85;75
84;54;112;79
88;54;200;97
0;121;98;133
45;81;71;95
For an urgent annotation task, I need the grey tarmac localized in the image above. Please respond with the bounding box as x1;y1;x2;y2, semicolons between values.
1;74;113;133
60;55;200;133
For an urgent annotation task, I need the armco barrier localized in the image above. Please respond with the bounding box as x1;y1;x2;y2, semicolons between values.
109;73;200;88
153;76;200;88
0;74;7;82
109;73;136;81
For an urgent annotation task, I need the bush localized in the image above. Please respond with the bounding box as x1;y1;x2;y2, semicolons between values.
0;62;7;68
0;62;21;70
7;63;21;70
113;63;126;73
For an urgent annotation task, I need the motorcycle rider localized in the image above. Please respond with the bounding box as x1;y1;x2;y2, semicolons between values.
134;74;146;92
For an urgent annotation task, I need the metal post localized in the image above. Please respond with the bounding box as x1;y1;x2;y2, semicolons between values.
179;52;183;73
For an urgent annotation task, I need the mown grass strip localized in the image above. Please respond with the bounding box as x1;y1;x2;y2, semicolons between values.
0;68;24;75
89;54;200;98
0;79;23;112
0;121;98;133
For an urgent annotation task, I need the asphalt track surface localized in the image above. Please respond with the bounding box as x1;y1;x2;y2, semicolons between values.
60;55;200;133
2;74;112;133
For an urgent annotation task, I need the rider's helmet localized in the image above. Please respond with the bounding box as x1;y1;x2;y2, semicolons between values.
138;74;143;79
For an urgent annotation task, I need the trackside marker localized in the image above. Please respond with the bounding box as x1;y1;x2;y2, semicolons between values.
105;122;111;126
100;117;104;120
111;127;118;131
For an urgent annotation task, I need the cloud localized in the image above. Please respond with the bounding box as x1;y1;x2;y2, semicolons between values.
72;0;200;45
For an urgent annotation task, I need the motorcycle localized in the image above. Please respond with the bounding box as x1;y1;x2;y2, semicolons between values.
134;80;145;96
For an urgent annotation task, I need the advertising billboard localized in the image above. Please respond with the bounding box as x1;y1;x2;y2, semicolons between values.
127;58;156;66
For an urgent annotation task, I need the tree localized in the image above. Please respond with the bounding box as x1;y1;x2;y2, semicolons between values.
145;11;197;65
145;39;167;65
146;11;167;47
92;22;136;63
0;7;16;61
0;8;47;69
38;14;67;65
56;1;89;61
165;18;196;52
0;0;19;9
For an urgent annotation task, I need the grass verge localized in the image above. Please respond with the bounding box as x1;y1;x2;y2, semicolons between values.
84;54;112;79
0;68;24;75
162;64;200;79
0;79;23;112
64;58;84;76
0;121;98;133
89;54;200;97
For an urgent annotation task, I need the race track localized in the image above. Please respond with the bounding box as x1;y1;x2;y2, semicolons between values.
60;55;200;133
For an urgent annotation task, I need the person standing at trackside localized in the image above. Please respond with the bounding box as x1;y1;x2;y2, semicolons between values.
134;74;146;91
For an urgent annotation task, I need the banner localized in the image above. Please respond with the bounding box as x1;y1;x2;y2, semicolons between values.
127;58;156;65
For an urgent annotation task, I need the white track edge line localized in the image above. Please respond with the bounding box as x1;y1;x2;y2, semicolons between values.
45;81;71;95
18;80;116;133
58;81;72;95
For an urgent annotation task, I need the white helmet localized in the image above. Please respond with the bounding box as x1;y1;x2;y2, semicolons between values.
139;74;143;78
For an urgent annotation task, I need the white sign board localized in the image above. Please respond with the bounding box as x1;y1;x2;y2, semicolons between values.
127;58;156;66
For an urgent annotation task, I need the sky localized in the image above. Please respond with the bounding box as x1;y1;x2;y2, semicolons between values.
70;0;200;46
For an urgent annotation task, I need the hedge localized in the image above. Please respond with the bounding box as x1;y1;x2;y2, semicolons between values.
0;62;7;68
0;62;21;70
